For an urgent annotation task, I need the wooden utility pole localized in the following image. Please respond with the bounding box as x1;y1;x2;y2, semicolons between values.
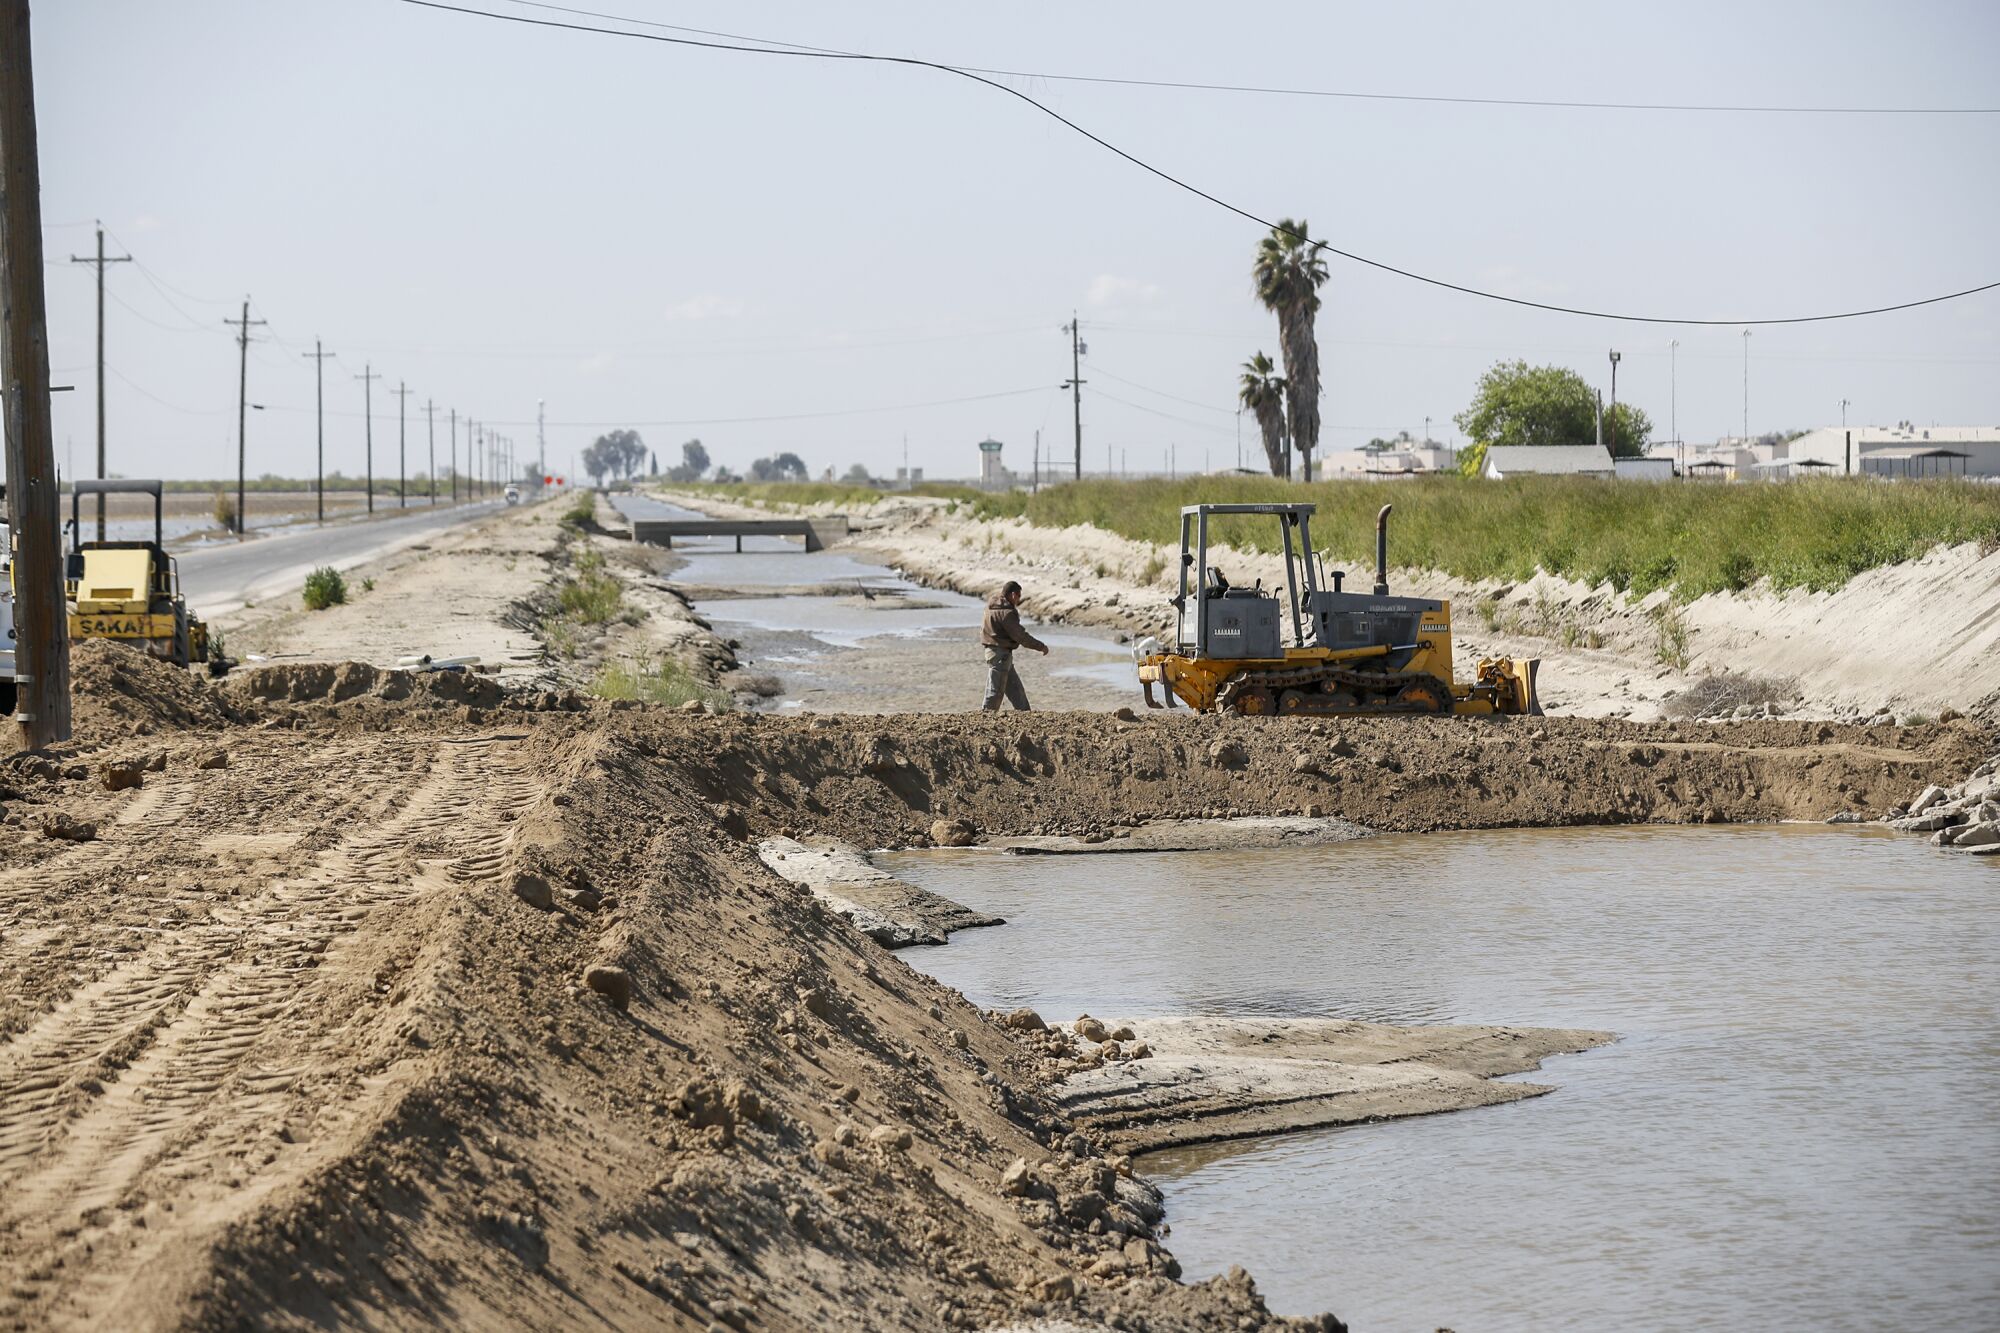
423;398;436;503
302;340;334;522
1061;315;1085;480
448;408;457;503
1;0;69;748
354;364;380;513
68;222;128;541
390;380;412;507
225;300;264;536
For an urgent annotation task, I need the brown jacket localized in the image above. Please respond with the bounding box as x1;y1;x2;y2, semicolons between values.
981;594;1046;653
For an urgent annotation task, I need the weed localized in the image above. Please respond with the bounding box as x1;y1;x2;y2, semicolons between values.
562;492;595;528
301;566;346;611
1651;604;1693;671
1092;562;1107;579
206;625;227;661
1477;598;1501;631
360;576;376;593
1664;671;1794;719
591;656;731;710
1141;552;1167;585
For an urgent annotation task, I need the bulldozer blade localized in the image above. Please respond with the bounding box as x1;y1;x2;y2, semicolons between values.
1517;658;1543;716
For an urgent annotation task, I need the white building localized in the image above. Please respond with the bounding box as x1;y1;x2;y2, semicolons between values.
1481;445;1615;479
1613;457;1675;481
1782;425;2000;479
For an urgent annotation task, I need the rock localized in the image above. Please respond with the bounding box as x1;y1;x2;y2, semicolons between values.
1952;821;2000;849
1328;736;1357;758
1112;706;1139;723
948;1028;969;1050
724;1081;763;1123
1291;752;1319;775
40;813;97;842
999;1158;1034;1197
679;699;708;715
929;817;977;847
1100;1040;1123;1059
562;886;602;913
1907;785;1947;815
867;1124;913;1152
99;762;144;792
1038;1273;1076;1302
835;1083;861;1103
709;802;750;840
192;747;230;770
1001;1007;1047;1033
1074;1015;1110;1043
1109;1024;1136;1042
511;872;555;910
1127;1041;1152;1059
1965;773;2000;804
583;964;632;1009
1206;738;1249;770
798;986;833;1019
833;1123;858;1146
812;1138;847;1168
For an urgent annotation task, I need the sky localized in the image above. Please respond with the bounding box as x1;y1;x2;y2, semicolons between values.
28;0;2000;484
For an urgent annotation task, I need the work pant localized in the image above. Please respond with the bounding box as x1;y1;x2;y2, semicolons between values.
982;646;1030;711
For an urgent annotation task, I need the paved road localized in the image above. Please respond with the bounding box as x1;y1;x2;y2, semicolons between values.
177;501;507;618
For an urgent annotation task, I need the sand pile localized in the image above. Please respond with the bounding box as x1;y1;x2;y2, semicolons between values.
66;638;235;743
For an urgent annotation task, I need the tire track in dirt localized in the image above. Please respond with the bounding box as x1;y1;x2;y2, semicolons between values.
0;733;549;1326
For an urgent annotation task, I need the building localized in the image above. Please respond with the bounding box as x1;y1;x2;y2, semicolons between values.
1613;457;1675;481
1320;435;1457;478
1480;445;1615;479
1782;425;2000;479
976;438;1014;491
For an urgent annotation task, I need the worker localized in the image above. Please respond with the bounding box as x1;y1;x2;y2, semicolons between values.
980;579;1049;711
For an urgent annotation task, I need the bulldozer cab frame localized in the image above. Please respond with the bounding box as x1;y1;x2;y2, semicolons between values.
1173;503;1326;655
68;477;167;568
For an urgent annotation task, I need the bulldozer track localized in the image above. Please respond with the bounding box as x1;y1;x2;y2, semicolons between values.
0;733;547;1325
1218;664;1453;716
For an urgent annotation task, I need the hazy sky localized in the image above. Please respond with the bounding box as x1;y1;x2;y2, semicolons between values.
31;0;2000;484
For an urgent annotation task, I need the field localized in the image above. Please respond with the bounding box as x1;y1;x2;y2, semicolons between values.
955;476;2000;599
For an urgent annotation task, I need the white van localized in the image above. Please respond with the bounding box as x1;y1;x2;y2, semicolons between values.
503;484;521;506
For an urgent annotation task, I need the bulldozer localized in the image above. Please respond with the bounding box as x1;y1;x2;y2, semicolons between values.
64;479;210;668
1135;502;1539;717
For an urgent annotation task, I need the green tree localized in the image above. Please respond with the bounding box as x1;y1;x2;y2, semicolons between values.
1237;352;1288;477
842;463;875;485
667;438;711;483
1252;219;1329;481
1454;360;1652;460
749;452;807;482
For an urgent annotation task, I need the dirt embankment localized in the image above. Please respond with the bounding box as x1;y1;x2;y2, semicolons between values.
0;644;1990;1332
655;487;2000;724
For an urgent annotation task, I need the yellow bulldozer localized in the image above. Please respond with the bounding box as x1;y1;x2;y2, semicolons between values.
1136;501;1539;717
65;479;210;668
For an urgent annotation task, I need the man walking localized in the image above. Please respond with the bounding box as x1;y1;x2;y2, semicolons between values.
980;580;1048;711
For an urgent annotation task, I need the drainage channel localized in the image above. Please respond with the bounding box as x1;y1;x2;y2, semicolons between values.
877;823;2000;1331
613;493;1141;712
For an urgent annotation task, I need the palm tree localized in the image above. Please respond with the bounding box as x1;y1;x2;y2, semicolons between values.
1252;218;1330;481
1238;352;1288;477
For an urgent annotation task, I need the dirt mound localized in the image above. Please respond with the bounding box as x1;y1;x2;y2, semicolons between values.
67;637;234;743
225;660;506;710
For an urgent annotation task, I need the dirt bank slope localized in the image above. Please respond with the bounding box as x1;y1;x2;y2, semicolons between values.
0;648;1988;1331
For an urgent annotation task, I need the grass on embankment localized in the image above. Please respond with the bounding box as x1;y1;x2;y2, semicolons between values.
963;475;2000;599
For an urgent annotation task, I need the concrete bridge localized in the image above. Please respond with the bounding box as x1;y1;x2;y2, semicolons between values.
631;516;850;553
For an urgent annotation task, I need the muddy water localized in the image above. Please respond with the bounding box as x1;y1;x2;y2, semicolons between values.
878;825;2000;1331
612;495;1138;707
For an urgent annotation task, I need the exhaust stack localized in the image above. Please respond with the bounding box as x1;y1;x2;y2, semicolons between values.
1373;504;1392;596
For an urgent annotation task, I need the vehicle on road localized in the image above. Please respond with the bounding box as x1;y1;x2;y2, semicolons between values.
1136;501;1540;716
65;479;210;668
504;483;521;505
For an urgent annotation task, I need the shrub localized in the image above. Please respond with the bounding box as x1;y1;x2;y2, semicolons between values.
302;566;347;611
212;491;237;530
563;492;595;528
1651;604;1692;671
1664;671;1794;719
591;656;731;710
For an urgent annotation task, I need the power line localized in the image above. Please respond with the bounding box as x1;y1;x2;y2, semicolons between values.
485;0;1999;116
1084;360;1235;415
401;0;2000;327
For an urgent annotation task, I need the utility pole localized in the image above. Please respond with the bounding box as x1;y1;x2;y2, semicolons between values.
355;365;381;512
1741;329;1752;443
449;409;458;503
1607;349;1621;456
390;380;412;507
302;340;334;522
1061;315;1085;480
68;221;128;541
226;299;265;536
424;399;436;503
537;398;546;486
1;0;71;747
1032;427;1039;494
1670;339;1680;475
